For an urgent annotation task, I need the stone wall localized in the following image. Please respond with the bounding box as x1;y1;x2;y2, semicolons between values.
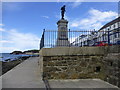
40;45;120;87
103;45;120;88
104;53;120;88
43;55;106;80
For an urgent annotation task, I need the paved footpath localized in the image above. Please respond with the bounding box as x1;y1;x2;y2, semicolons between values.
2;57;45;88
48;79;120;89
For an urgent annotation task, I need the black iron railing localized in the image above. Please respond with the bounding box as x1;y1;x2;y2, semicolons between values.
40;29;120;49
40;30;45;49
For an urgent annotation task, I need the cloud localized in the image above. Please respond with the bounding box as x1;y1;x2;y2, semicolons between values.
70;9;118;30
0;40;13;43
69;36;78;43
57;0;60;3
42;16;49;19
0;24;4;26
0;28;6;32
0;47;19;53
1;29;40;53
71;0;84;8
3;3;22;11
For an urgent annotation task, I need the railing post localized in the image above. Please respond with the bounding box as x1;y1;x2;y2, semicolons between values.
69;29;70;47
43;29;45;48
40;29;45;49
108;29;110;45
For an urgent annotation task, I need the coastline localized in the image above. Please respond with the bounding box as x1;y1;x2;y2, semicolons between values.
0;56;32;75
0;53;38;62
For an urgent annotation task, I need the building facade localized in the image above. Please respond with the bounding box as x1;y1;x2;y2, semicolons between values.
71;17;120;46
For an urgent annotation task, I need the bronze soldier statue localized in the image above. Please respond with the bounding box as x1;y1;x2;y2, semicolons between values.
61;5;66;19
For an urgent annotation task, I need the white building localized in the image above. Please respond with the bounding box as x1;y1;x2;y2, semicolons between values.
98;17;120;44
71;17;120;46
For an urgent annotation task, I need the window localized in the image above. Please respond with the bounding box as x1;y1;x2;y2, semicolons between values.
113;24;116;28
114;33;117;38
115;23;118;28
111;25;114;30
109;26;111;30
110;35;112;40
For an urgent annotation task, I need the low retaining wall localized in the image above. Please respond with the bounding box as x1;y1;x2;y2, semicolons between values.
43;55;106;79
39;45;120;87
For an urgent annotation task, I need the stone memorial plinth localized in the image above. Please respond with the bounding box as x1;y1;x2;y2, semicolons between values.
56;19;70;46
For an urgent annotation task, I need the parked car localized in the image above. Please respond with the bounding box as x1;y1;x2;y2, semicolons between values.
114;40;120;45
114;38;120;45
94;41;112;46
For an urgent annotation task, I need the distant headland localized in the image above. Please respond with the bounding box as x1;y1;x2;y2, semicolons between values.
10;49;39;55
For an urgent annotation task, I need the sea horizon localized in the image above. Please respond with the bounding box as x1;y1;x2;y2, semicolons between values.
0;53;32;62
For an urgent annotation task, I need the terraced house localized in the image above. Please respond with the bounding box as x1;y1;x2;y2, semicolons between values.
71;17;120;47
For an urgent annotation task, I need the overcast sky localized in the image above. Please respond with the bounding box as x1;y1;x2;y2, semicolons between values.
0;2;118;53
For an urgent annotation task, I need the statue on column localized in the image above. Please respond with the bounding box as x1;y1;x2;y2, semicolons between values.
61;5;66;19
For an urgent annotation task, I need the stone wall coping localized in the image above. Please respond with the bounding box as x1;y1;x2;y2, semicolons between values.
40;47;105;56
40;46;120;56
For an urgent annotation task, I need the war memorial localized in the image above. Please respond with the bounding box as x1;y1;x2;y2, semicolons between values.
56;5;70;47
1;5;120;89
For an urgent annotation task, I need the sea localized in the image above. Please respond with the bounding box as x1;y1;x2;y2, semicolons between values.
0;53;33;62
